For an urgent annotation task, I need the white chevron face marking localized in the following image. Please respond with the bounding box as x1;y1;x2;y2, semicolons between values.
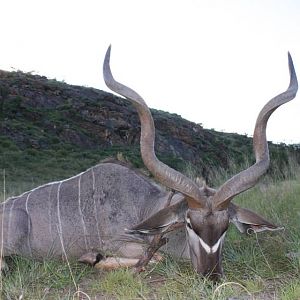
211;233;224;253
199;231;226;254
199;236;211;254
186;218;227;255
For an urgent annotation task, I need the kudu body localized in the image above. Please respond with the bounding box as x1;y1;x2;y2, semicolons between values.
0;48;298;280
0;160;187;267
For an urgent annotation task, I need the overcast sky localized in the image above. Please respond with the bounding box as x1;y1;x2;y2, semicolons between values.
1;0;300;144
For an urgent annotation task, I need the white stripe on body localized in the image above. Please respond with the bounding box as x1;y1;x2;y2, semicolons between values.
47;184;54;242
78;174;88;250
91;168;102;249
7;196;19;248
25;192;32;256
56;181;66;255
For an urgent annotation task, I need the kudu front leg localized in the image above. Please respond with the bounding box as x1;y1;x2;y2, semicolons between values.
134;191;175;273
79;252;142;270
134;235;167;273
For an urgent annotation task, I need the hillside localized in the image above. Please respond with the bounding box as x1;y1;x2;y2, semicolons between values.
0;70;299;193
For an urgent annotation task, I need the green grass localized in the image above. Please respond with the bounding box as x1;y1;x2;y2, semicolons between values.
92;269;149;299
1;162;300;299
0;258;92;299
280;280;300;300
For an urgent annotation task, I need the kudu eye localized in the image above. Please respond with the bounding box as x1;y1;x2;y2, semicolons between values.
186;217;193;230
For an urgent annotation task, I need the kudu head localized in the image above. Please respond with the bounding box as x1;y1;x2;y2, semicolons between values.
103;46;298;280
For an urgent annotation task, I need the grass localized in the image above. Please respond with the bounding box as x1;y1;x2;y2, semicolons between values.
1;161;300;299
92;269;149;299
280;281;300;300
0;257;92;299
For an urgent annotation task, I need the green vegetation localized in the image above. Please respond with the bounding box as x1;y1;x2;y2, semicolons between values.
0;135;144;197
0;257;91;299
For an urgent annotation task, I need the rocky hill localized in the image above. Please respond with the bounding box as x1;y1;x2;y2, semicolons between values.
0;70;299;192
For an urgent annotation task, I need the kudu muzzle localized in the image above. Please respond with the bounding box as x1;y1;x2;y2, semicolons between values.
185;207;229;280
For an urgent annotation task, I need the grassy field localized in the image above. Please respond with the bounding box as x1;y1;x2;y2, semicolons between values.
0;166;300;299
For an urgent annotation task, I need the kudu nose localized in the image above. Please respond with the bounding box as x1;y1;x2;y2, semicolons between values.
207;272;222;282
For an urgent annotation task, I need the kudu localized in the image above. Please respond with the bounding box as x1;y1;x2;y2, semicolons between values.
103;46;298;280
0;48;297;281
0;159;186;270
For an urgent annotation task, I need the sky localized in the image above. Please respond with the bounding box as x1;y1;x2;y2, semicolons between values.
1;0;300;144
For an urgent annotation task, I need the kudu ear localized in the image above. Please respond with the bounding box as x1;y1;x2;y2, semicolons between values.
228;203;283;234
126;200;188;235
